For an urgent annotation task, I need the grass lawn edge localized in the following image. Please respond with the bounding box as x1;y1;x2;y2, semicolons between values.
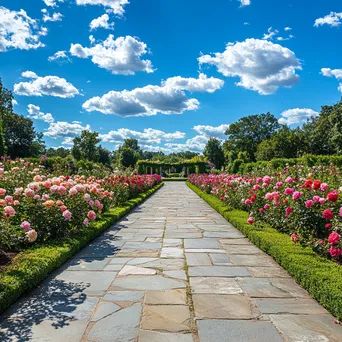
187;181;342;320
0;182;164;314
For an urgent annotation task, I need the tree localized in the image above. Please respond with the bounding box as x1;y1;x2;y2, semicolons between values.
224;113;280;161
122;138;141;153
118;147;140;168
72;130;100;162
0;120;6;156
0;78;13;121
46;147;70;158
204;138;225;169
98;145;111;166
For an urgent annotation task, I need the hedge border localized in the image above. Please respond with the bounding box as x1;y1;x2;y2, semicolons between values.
0;182;164;313
187;181;342;320
162;178;187;182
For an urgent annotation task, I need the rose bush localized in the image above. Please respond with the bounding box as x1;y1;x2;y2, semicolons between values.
188;163;342;262
0;160;161;255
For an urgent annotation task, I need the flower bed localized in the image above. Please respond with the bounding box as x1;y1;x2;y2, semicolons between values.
0;159;161;266
188;164;342;262
187;181;342;320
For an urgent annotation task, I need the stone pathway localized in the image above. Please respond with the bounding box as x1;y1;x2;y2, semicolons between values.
1;182;342;341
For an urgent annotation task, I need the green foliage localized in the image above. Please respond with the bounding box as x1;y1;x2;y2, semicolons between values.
203;138;225;169
0;183;163;313
224;112;280;162
46;147;70;158
72;130;101;162
118;146;140;168
0;120;6;156
187;182;342;320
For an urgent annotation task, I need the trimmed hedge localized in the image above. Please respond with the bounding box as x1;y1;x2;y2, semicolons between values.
0;183;163;313
162;178;187;181
187;181;342;320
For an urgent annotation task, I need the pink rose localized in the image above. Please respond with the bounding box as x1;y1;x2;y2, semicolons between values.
26;229;38;243
285;207;293;217
63;210;72;220
340;207;342;217
264;204;270;209
305;200;314;208
259;208;264;213
83;218;89;226
319;198;326;204
60;205;67;212
285;188;294;195
320;183;328;191
84;193;91;202
328;232;340;246
5;196;13;204
256;177;263;183
263;176;271;184
87;210;97;221
322;209;333;220
329;247;342;258
292;191;303;200
4;206;15;217
291;233;300;243
285;176;294;183
13;200;20;205
42;194;50;201
20;221;31;231
247;217;254;224
244;199;252;205
312;196;320;203
0;188;6;196
69;187;78;196
14;188;23;196
276;182;283;187
25;188;35;198
89;200;95;207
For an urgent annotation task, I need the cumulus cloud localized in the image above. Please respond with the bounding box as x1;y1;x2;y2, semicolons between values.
193;124;230;139
27;104;55;123
314;12;342;27
48;50;71;62
14;71;80;98
0;6;46;52
239;0;251;7
100;128;185;145
163;74;224;93
41;8;63;22
90;14;114;31
82;74;223;117
198;38;301;95
70;34;154;75
321;68;342;92
75;0;129;16
163;135;209;153
43;0;64;7
44;121;90;140
278;108;319;125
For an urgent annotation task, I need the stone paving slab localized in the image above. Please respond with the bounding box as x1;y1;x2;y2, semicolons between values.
0;182;341;342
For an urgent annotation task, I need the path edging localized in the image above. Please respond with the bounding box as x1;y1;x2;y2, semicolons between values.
0;182;164;314
187;181;342;320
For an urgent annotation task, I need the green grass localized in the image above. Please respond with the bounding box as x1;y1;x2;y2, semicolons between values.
0;182;163;314
187;181;342;320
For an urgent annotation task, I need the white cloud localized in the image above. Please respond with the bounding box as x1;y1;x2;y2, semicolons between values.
262;27;279;40
100;128;185;145
278;108;319;125
239;0;251;7
321;68;342;93
82;74;223;117
48;50;70;62
70;34;154;75
27;104;55;123
41;9;63;22
164;135;209;153
284;27;292;31
163;73;224;93
75;0;129;16
314;12;342;27
193;124;230;139
14;71;80;98
12;99;18;106
43;0;64;7
0;6;46;52
198;38;301;95
90;14;114;31
44;121;91;139
62;137;74;146
277;34;294;42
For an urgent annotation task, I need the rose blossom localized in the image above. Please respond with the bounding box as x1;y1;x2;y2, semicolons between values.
291;233;300;243
325;223;332;229
328;232;340;246
87;210;97;221
313;196;320;203
14;188;23;196
42;194;50;201
263;176;271;184
84;193;91;202
285;177;294;183
5;195;13;204
89;200;94;207
329;247;342;258
322;209;333;220
83;218;89;226
0;199;6;206
13;200;20;205
285;188;294;195
60;205;67;212
285;207;293;217
63;210;72;220
327;191;339;202
20;221;31;231
320;183;328;191
264;204;270;209
26;229;38;243
0;188;6;196
292;191;303;200
25;188;35;198
259;208;264;213
319;198;326;204
4;206;15;217
305;200;314;208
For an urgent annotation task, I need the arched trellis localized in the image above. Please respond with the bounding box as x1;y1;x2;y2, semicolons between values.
137;159;207;176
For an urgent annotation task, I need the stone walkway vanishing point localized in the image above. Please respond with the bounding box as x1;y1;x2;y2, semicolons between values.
1;182;342;342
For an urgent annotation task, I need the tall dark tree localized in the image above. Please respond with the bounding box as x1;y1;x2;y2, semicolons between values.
98;145;111;166
224;113;280;161
118;147;140;168
72;130;100;162
204;138;225;169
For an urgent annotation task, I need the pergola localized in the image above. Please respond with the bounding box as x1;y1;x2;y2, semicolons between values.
137;159;207;176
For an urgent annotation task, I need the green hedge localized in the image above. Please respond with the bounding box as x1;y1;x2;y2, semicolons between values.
0;183;163;313
162;178;187;181
187;181;342;320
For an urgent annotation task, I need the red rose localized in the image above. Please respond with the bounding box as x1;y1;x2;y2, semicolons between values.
329;247;342;258
327;191;339;202
312;180;321;190
328;232;340;246
322;209;333;220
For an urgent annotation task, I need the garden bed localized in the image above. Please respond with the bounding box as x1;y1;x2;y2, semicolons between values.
0;182;163;314
187;181;342;320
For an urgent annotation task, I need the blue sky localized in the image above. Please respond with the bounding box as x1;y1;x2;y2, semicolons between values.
1;0;342;153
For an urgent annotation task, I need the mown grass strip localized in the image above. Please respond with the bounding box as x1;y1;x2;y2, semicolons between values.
187;181;342;320
0;183;163;313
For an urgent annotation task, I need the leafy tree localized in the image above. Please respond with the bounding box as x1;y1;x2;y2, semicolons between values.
118;147;140;168
72;130;100;162
0;78;13;121
224;113;280;161
204;138;225;169
98;145;111;166
122;138;141;153
0;120;6;156
46;147;70;158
